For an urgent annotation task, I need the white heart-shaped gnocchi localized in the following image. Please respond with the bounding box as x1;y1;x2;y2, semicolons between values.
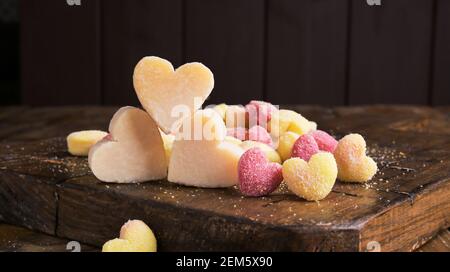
168;109;244;188
133;56;214;134
88;106;167;183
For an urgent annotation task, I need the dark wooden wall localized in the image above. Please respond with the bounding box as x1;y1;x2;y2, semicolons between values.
0;0;19;105
20;0;450;106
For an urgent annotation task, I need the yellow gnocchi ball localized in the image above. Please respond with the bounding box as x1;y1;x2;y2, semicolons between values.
102;220;157;252
102;239;133;252
67;130;108;156
334;134;378;183
240;140;281;164
283;153;337;201
276;131;300;162
309;121;318;131
225;105;247;129
224;135;243;146
269;110;313;137
160;130;175;165
213;103;228;120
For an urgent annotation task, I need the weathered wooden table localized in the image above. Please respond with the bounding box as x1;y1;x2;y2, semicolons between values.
0;222;447;252
0;106;449;252
0;223;97;252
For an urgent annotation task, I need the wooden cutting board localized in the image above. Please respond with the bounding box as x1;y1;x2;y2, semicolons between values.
0;106;449;251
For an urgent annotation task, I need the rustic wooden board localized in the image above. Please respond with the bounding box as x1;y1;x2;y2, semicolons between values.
0;106;116;142
0;222;445;252
0;106;449;251
266;0;348;105
184;0;265;104
0;224;97;252
57;176;364;251
0;138;91;235
418;229;450;252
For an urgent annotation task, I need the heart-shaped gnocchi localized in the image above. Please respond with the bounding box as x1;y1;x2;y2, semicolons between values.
240;140;281;164
102;220;157;252
333;133;377;183
282;152;337;201
238;147;283;197
133;56;214;134
168;109;244;188
268;109;316;137
88;106;167;183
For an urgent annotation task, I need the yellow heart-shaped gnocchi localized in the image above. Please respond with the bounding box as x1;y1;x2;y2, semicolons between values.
133;56;214;134
268;109;316;137
282;152;337;201
333;133;377;183
102;220;157;252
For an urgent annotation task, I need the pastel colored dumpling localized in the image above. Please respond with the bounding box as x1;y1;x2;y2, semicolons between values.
311;130;338;153
168;109;244;188
102;239;134;252
175;108;227;141
88;106;167;183
160;129;175;165
309;121;318;132
248;125;273;146
334;134;377;183
238;148;283;197
241;140;281;164
283;153;337;201
102;220;157;252
225;136;243;146
212;103;228;120
225;105;247;129
276;131;300;162
291;134;320;161
227;127;248;141
133;56;214;134
67;130;108;156
269;109;313;137
245;100;277;127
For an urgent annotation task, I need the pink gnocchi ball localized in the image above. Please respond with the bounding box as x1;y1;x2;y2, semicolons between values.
248;125;273;146
238;147;283;197
311;130;338;153
227;127;248;141
245;100;277;127
291;134;320;161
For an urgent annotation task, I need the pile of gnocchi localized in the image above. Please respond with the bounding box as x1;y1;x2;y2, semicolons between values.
67;56;378;202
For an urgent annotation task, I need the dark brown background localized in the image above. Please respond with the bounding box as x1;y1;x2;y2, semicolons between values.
2;0;450;106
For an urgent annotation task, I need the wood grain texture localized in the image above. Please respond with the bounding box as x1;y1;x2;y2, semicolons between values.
57;176;361;251
431;0;450;105
0;224;97;252
0;170;57;235
102;0;183;106
184;0;264;105
0;222;446;252
348;0;433;105
20;0;101;106
360;180;450;252
0;106;449;251
266;0;348;105
418;229;450;252
0;106;116;142
0;138;91;235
